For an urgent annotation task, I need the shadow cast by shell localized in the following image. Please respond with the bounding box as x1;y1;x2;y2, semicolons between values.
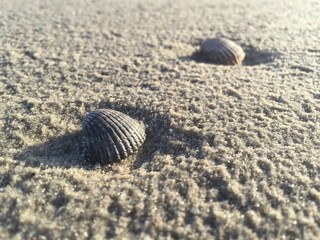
16;131;87;169
16;101;205;171
242;45;278;66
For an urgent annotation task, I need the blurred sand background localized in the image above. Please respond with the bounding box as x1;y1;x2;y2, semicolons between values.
1;0;320;239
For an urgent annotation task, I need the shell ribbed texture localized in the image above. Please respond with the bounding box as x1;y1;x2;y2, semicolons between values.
200;38;245;65
82;109;146;164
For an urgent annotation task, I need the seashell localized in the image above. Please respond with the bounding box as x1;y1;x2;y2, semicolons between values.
82;109;146;164
200;37;245;65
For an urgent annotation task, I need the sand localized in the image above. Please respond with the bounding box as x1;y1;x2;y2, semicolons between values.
1;0;319;239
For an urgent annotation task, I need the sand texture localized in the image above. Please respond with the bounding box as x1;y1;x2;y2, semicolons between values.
1;0;320;239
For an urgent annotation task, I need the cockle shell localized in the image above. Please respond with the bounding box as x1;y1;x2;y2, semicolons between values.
82;109;146;164
200;37;245;65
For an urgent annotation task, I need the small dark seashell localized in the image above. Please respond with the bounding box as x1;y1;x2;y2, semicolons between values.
82;109;146;164
200;37;245;65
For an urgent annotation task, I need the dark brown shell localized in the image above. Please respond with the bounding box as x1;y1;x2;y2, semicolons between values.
82;109;146;164
200;37;245;65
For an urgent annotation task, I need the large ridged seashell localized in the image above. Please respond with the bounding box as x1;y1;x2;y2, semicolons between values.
82;109;146;164
200;37;245;65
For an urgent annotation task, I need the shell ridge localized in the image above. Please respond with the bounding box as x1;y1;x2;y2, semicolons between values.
82;109;146;164
101;115;133;156
108;111;145;149
223;38;244;64
114;111;146;142
200;37;245;65
107;112;141;152
88;116;113;163
97;111;128;160
224;43;240;64
83;117;104;163
217;40;235;64
98;111;126;161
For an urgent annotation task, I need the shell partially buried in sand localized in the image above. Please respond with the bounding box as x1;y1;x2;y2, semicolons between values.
82;109;146;164
200;37;245;65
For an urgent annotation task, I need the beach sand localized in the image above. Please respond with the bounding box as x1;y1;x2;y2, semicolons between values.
1;0;320;239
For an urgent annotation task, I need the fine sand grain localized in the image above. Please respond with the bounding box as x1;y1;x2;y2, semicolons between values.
1;0;320;239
